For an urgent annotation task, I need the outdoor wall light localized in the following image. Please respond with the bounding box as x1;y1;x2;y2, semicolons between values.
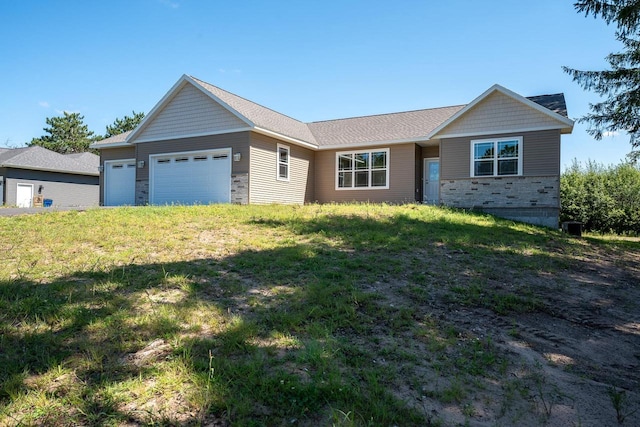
98;165;104;172
38;185;44;194
233;153;242;162
138;160;145;168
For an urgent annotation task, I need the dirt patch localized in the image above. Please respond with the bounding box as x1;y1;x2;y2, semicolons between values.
360;240;640;426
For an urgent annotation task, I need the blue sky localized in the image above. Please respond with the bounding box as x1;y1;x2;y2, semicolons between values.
0;0;633;168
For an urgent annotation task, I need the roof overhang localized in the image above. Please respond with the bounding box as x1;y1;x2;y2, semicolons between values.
89;141;132;149
127;75;255;144
427;84;574;139
1;164;99;176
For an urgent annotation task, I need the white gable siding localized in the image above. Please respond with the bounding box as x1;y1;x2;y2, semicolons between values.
134;84;248;142
437;91;563;137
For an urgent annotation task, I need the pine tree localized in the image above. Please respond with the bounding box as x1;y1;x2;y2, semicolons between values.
563;0;640;161
28;112;95;154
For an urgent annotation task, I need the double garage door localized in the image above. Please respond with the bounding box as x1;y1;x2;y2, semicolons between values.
104;149;231;206
150;149;231;205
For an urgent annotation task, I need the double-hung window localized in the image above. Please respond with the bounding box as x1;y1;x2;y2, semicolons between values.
471;137;522;177
336;149;389;189
277;144;290;181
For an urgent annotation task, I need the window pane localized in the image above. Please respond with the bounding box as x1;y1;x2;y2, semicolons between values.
338;171;352;188
279;164;288;178
279;147;288;163
356;171;369;187
371;151;386;169
474;142;494;160
498;140;518;158
355;171;369;187
498;159;518;175
474;160;493;176
354;153;369;170
338;154;352;171
372;170;386;186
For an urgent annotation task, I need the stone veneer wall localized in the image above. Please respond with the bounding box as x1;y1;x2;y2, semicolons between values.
440;176;560;228
134;175;248;205
136;180;149;205
230;173;248;204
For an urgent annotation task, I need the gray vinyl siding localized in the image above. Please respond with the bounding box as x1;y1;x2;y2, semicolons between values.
314;143;416;204
3;168;98;207
135;132;250;181
249;132;314;204
440;129;561;180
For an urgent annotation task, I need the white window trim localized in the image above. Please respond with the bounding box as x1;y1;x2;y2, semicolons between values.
335;148;390;190
277;143;290;182
470;136;523;177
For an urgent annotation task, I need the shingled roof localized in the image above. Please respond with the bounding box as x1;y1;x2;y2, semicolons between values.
0;146;99;175
92;75;570;149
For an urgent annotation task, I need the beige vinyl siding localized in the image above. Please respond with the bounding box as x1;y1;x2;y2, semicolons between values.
422;145;439;158
135;132;250;181
314;143;416;203
440;130;560;180
437;91;564;137
249;133;314;204
134;83;248;142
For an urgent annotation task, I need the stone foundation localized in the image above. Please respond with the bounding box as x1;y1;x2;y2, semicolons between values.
231;173;248;204
440;176;560;228
135;180;149;205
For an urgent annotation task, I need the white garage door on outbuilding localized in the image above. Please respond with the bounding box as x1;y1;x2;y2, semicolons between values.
104;159;136;206
150;148;231;205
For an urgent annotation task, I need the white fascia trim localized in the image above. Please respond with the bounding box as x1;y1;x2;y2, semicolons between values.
127;75;255;144
437;125;569;140
253;127;318;150
183;75;255;127
5;164;99;176
132;127;253;144
89;141;131;149
318;137;429;151
428;84;575;139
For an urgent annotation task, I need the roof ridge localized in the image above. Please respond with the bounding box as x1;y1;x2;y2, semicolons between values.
308;104;467;125
189;75;309;126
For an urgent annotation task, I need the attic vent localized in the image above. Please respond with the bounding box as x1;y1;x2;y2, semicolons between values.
175;157;189;163
194;156;208;161
157;158;171;164
213;154;228;160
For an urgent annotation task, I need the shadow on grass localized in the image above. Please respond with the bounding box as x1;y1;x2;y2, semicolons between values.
0;209;637;425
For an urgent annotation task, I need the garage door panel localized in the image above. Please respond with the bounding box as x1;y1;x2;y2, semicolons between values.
150;149;231;205
105;161;136;206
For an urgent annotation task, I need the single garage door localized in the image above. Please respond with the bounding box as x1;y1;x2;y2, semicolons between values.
150;149;231;205
105;160;136;206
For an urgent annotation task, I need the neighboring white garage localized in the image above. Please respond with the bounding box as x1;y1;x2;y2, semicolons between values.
149;148;231;205
104;159;136;206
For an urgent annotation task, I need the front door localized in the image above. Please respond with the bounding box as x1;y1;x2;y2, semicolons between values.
423;159;439;204
16;183;33;208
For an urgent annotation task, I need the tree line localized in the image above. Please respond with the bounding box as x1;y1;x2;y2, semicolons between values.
27;111;144;154
561;160;640;235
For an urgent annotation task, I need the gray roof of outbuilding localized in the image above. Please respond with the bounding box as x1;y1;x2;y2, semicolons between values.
0;146;99;175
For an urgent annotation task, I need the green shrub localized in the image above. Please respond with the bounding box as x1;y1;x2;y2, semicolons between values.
561;160;640;234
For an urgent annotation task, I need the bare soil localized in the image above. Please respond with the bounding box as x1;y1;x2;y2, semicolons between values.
372;239;640;426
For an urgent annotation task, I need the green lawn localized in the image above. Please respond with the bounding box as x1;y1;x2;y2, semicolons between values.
0;204;637;426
